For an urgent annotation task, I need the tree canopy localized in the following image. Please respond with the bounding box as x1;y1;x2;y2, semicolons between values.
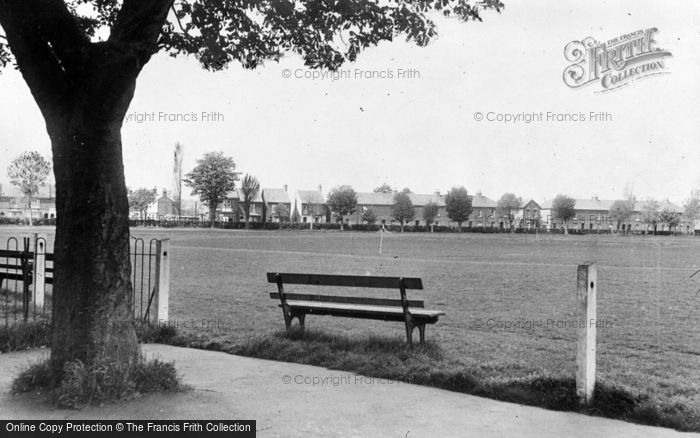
496;192;521;231
0;0;503;75
327;185;357;230
423;201;440;226
184;151;238;223
391;191;415;231
7;151;52;226
552;194;576;231
127;187;157;220
240;173;261;229
445;186;472;230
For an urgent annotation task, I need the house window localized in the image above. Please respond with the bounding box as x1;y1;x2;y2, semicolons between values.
302;217;307;223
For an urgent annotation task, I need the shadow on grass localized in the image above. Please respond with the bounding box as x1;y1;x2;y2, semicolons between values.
228;328;700;433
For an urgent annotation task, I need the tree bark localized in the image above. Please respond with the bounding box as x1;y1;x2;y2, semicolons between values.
49;101;138;377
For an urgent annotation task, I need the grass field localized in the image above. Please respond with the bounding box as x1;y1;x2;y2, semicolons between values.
2;227;700;420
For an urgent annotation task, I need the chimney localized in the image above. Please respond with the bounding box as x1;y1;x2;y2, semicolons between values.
284;184;288;192
476;191;483;197
318;184;322;193
162;189;167;198
434;189;441;196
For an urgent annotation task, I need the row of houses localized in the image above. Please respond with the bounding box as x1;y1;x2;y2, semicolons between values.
1;181;691;234
0;184;57;220
150;186;691;233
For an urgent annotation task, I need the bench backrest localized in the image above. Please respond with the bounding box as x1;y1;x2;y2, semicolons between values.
266;273;423;289
267;272;424;309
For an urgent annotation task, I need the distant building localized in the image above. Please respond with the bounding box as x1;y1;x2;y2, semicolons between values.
351;191;450;226
540;197;686;232
263;186;292;222
295;186;328;224
0;183;56;220
466;192;498;228
157;189;177;218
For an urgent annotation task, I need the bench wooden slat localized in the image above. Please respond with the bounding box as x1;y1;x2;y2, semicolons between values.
267;272;423;289
0;250;29;258
279;301;444;322
284;300;444;318
0;273;27;281
270;292;424;308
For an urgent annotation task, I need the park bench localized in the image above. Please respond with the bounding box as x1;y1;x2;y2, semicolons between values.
267;272;444;344
0;249;53;291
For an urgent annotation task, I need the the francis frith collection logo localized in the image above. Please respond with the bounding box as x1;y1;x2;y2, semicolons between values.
563;28;672;92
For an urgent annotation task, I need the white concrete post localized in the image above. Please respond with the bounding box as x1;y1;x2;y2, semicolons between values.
154;238;170;323
576;262;597;405
32;233;46;310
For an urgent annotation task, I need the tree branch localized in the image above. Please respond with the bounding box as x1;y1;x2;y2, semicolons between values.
110;0;173;47
170;4;188;36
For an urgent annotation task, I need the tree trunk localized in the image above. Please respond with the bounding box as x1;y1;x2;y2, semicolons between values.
49;112;138;378
244;204;250;230
209;201;217;227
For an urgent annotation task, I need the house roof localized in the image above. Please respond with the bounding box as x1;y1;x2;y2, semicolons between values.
263;188;291;204
297;190;325;204
408;193;445;207
539;198;684;213
471;193;497;208
233;188;263;203
356;192;394;205
521;199;541;209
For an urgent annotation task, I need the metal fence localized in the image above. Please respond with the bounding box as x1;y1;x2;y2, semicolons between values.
0;235;169;327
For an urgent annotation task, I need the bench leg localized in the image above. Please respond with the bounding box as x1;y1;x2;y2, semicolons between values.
405;324;413;345
297;313;306;331
282;308;293;330
418;324;426;344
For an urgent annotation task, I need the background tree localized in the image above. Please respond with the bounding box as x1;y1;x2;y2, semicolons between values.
7;151;51;225
683;190;700;229
0;0;502;392
327;185;358;231
361;208;377;225
496;192;521;232
173;142;184;221
552;194;576;234
127;187;157;220
240;174;261;230
184;152;237;226
373;183;394;194
445;187;473;231
291;201;300;223
641;199;660;235
659;207;681;235
423;201;440;230
608;200;631;233
276;203;291;222
392;191;415;232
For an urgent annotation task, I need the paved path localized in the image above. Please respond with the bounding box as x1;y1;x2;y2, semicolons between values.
0;345;695;437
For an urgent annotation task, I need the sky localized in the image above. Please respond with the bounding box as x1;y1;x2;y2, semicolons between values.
1;0;699;205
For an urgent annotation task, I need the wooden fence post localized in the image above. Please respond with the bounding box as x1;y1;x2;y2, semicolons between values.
154;238;170;324
32;233;46;310
576;262;597;405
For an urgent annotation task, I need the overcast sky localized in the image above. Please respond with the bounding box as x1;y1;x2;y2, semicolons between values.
1;0;699;204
